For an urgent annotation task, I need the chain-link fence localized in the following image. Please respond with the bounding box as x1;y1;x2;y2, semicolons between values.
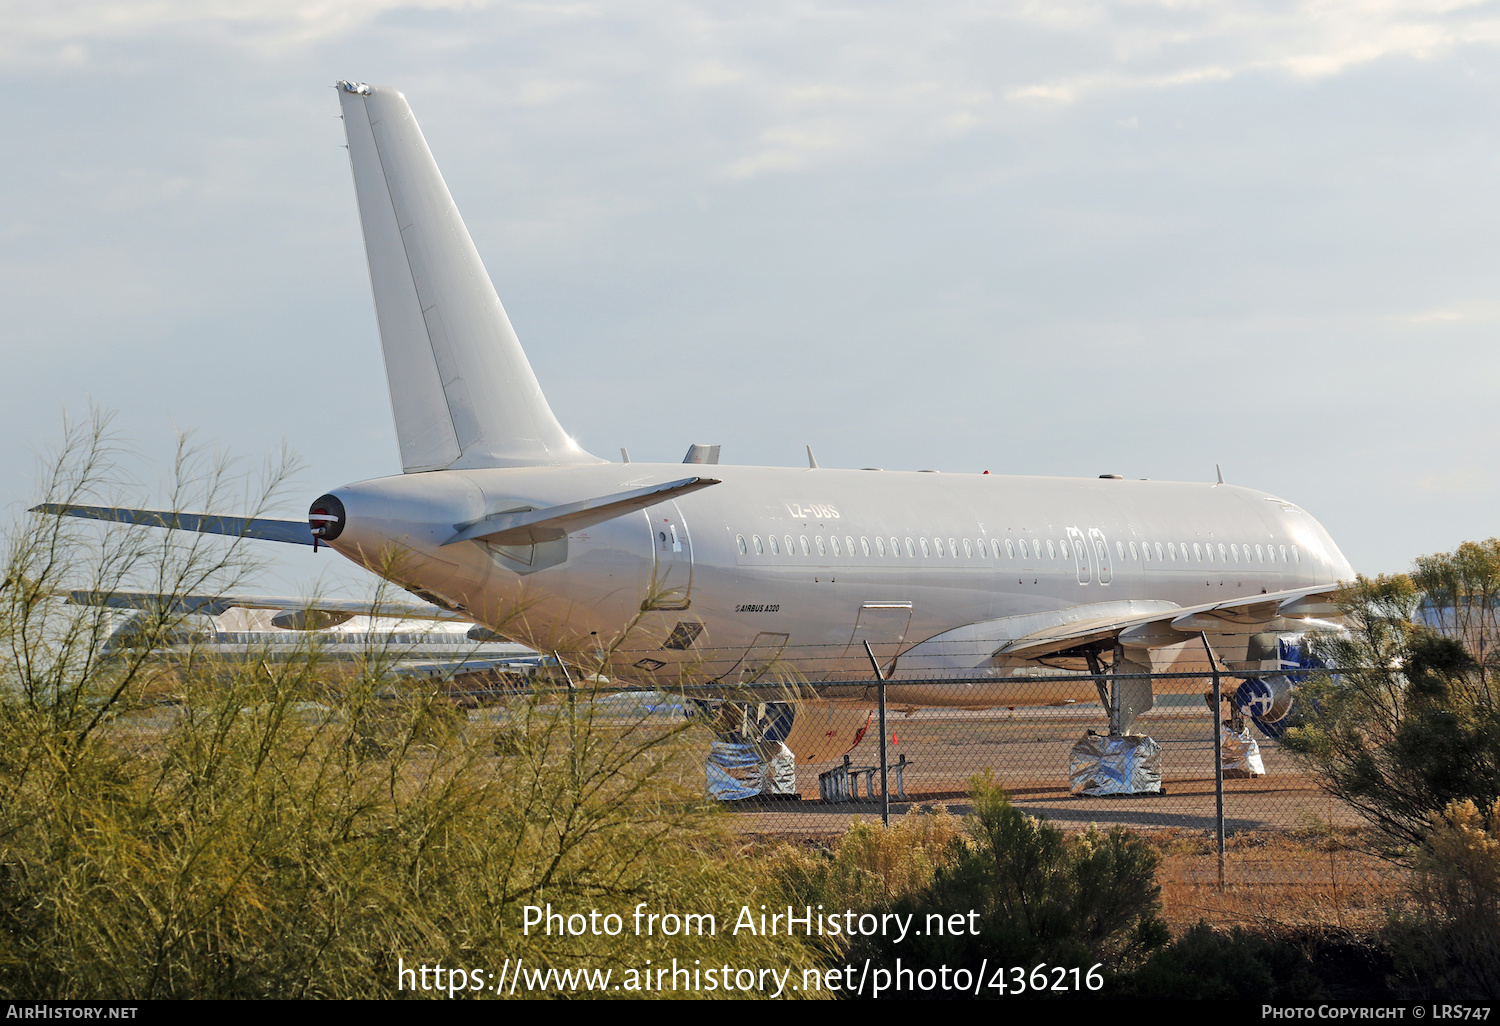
464;668;1349;842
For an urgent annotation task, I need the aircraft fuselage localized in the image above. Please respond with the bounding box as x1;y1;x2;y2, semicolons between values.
322;463;1352;706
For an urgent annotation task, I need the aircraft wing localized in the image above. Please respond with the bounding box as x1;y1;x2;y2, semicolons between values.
67;589;471;627
33;504;315;546
444;476;720;546
995;584;1342;661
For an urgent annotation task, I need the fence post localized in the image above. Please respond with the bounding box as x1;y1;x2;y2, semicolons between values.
864;641;890;827
554;652;579;790
1199;633;1225;889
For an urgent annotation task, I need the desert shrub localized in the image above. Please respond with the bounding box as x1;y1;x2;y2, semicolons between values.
793;777;1168;994
768;807;966;911
1383;798;1500;999
0;418;825;998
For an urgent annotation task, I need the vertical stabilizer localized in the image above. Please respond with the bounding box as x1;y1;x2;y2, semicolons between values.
337;81;602;472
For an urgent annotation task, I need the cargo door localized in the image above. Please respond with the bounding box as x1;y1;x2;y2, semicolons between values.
840;601;913;678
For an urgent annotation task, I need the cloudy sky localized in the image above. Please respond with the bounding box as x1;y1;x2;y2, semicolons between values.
3;0;1499;593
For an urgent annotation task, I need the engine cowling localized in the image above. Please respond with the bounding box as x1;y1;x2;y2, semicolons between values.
1233;633;1326;738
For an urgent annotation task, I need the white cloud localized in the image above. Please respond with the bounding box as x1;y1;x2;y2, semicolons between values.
1417;468;1489;494
1392;304;1500;324
10;0;1500;179
995;0;1500;104
1;0;474;62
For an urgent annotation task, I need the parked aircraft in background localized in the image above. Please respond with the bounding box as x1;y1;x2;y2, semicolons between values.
69;589;546;694
38;81;1352;764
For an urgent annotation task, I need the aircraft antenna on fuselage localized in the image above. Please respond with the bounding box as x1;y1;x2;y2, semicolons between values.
335;81;604;473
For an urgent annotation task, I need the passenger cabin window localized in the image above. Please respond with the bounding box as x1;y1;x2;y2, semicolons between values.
1046;540;1056;560
847;536;856;556
829;536;840;556
1116;541;1125;559
1004;539;1014;559
769;535;780;555
1129;541;1139;560
1060;540;1070;559
1193;542;1202;561
876;536;887;556
800;536;810;556
861;537;871;556
738;535;748;555
816;536;827;556
920;538;931;558
933;538;943;557
905;537;916;557
1168;542;1177;561
963;539;973;558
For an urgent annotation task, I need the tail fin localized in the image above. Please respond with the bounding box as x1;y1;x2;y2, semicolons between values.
337;81;602;472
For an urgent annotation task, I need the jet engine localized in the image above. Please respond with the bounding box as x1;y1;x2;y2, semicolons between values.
1232;633;1327;738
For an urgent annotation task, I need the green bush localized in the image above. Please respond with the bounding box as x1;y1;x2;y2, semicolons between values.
802;777;1168;993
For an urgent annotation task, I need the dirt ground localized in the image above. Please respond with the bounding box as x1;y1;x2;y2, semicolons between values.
727;704;1359;835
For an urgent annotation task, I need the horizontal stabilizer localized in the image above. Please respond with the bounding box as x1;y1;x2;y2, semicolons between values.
68;589;470;624
445;476;720;547
33;504;314;546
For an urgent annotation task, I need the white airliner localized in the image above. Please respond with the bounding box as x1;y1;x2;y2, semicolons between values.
39;82;1352;762
68;589;544;692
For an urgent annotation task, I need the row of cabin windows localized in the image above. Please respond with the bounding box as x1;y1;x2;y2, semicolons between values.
1119;539;1300;566
734;532;1303;566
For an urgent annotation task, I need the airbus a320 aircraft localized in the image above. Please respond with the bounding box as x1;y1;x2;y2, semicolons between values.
41;81;1353;767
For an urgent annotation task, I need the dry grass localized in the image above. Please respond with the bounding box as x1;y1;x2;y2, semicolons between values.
1146;827;1405;936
